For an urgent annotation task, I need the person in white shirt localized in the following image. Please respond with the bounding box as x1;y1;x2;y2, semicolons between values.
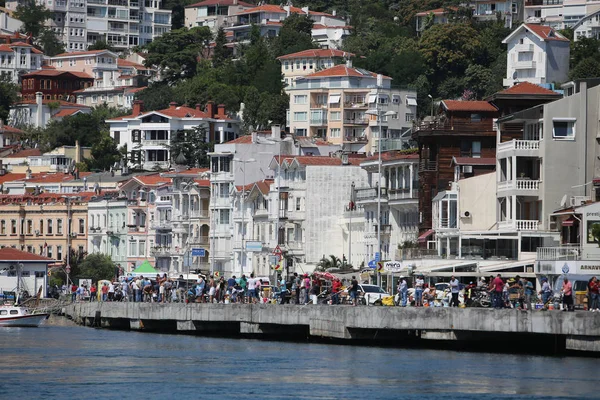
108;282;115;301
247;273;257;303
415;276;424;307
449;275;460;307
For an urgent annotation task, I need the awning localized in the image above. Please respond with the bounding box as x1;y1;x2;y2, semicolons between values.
406;96;417;106
328;94;341;104
562;216;577;227
367;94;377;103
418;229;435;242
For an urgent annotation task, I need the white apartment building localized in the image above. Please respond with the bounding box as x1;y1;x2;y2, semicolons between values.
573;10;600;40
0;7;22;34
49;50;120;89
10;93;91;128
0;41;43;83
287;63;417;153
153;169;211;273
5;0;172;52
107;101;240;171
224;3;348;49
277;48;353;89
502;23;570;87
87;196;128;268
184;0;253;31
350;151;420;266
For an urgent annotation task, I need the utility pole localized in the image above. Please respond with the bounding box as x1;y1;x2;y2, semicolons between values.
234;158;256;276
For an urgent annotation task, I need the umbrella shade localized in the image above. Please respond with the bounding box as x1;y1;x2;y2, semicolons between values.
131;260;158;276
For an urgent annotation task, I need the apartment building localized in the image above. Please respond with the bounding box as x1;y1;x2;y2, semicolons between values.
87;196;128;268
502;23;570;87
277;48;353;89
0;121;22;149
0;7;22;34
0;39;43;84
5;0;172;52
107;100;240;171
0;193;90;263
184;0;253;31
224;3;348;49
153;169;210;273
117;173;170;271
286;63;417;153
573;10;600;40
10;93;91;128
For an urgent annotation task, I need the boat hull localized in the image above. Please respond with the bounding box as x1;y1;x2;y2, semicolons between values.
0;313;49;327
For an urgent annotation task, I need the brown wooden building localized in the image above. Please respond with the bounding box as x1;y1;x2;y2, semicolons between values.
20;69;93;102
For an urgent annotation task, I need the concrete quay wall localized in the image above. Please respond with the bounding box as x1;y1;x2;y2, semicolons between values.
63;303;600;354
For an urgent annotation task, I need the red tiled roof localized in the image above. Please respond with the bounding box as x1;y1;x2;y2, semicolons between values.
312;24;352;30
225;135;252;144
0;42;43;54
363;151;419;162
25;173;78;183
117;58;150;70
237;4;335;17
194;179;210;187
416;6;458;16
133;174;172;186
5;148;41;158
186;0;253;8
53;109;84;118
125;87;147;94
21;69;93;79
0;247;53;262
452;157;496;166
497;81;558;95
441;100;498;113
0;125;24;134
280;156;362;166
52;50;111;57
278;49;354;60
156;105;210;119
0;173;26;183
13;99;90;108
524;24;569;42
254;179;273;195
304;64;389;79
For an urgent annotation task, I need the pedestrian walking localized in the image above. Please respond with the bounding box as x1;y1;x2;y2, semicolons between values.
399;276;408;307
588;276;599;311
562;277;574;312
449;275;460;307
414;275;424;307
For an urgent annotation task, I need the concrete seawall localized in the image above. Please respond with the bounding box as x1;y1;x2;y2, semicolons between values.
63;303;600;355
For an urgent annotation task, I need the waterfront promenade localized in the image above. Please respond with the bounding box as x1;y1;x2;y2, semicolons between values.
64;302;600;355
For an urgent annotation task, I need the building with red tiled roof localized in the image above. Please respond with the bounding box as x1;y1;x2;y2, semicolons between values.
486;81;562;117
184;0;254;33
415;7;458;34
0;38;44;84
279;49;355;88
0;247;55;298
10;93;92;128
4;149;41;158
441;100;498;113
107;100;240;171
20;70;94;102
502;23;570;87
0;122;23;149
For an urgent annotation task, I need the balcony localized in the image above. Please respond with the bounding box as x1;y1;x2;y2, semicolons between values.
344;118;369;125
187;236;209;246
150;246;174;257
414;120;495;135
537;246;581;261
513;60;536;69
497;179;540;192
128;225;146;233
310;117;328;126
388;188;418;201
254;208;269;218
343;136;368;143
141;138;169;146
189;210;209;219
374;224;392;235
344;102;368;109
497;139;540;156
151;220;172;230
419;160;437;172
355;187;387;202
515;43;534;52
498;219;539;231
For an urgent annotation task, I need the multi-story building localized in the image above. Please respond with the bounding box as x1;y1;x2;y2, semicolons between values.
184;0;253;31
277;48;353;89
0;39;43;84
0;193;90;263
573;10;600;40
117;173;171;272
224;3;348;49
350;151;420;264
20;69;94;102
287;63;417;153
154;169;211;273
0;121;22;149
10;92;91;128
48;50;119;89
502;23;570;87
5;0;172;52
107;100;240;171
0;7;22;34
87;195;128;268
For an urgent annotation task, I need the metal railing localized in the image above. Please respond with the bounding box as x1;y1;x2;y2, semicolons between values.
355;187;387;201
419;160;437;172
537;246;581;261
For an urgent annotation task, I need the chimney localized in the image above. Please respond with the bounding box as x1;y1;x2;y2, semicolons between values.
271;124;281;139
233;0;237;4
332;9;336;16
206;101;215;118
217;104;226;118
35;92;43;128
346;59;352;68
252;131;257;143
132;100;144;116
195;103;202;111
26;168;31;180
75;140;81;164
169;101;177;109
301;6;309;15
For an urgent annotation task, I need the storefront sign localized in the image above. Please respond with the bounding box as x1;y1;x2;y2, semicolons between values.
383;261;402;273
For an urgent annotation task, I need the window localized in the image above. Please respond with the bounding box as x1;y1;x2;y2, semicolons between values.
57;219;63;234
405;113;414;122
472;141;481;158
330;128;341;138
470;113;482;122
26;220;33;234
296;197;301;211
57;245;62;261
78;245;84;254
139;240;146;256
11;220;17;235
35;271;45;278
47;246;53;259
552;119;576;139
219;209;230;224
294;95;307;104
47;219;53;234
79;219;85;234
129;240;136;257
293;112;307;122
0;220;4;234
330;111;341;121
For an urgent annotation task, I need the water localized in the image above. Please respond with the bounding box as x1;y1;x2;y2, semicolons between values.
0;325;597;399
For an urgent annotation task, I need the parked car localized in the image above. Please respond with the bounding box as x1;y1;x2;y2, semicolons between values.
357;284;389;305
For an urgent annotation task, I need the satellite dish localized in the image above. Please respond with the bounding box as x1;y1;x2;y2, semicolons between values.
512;71;518;80
560;194;567;208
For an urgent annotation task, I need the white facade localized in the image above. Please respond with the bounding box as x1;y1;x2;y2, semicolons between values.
0;249;52;298
0;42;43;84
502;23;570;87
277;48;352;89
9;93;91;128
5;0;171;52
0;8;22;34
87;197;128;268
573;10;600;40
184;0;253;32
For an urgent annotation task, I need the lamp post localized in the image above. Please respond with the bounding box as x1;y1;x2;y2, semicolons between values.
367;102;397;287
428;94;433;118
349;181;355;267
233;158;256;277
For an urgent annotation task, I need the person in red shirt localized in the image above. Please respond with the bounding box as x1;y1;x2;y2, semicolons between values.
101;283;109;302
562;277;574;312
90;283;97;302
331;278;342;305
588;277;599;312
491;274;504;309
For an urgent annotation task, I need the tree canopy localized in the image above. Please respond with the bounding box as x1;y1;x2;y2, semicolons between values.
78;254;116;282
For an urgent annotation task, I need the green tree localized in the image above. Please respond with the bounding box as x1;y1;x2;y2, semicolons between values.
14;0;51;37
464;64;494;99
135;83;179;111
38;28;66;56
169;126;213;168
78;253;116;282
88;40;115;51
272;13;316;57
0;75;18;122
570;37;600;68
569;57;600;80
88;133;121;171
212;27;229;68
144;27;213;83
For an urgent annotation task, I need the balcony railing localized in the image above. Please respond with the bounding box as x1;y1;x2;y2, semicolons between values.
310;118;327;126
497;139;540;153
374;224;392;235
498;179;540;191
344;136;368;143
498;219;539;231
343;118;369;125
537;246;581;261
388;188;417;201
189;210;209;218
187;236;209;245
151;220;172;230
514;60;536;69
515;44;534;52
419;160;437;172
355;187;387;201
415;120;495;134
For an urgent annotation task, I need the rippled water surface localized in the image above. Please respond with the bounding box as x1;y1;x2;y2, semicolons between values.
0;325;596;399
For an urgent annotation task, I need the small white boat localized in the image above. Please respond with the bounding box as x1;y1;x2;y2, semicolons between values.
0;305;49;327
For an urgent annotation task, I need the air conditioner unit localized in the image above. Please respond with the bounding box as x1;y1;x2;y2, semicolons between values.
462;165;473;174
461;211;471;218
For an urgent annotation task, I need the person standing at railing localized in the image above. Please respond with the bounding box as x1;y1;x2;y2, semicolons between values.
562;277;574;312
588;277;599;312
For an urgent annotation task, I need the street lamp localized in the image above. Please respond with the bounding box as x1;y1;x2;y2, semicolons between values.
233;158;256;276
366;103;397;287
427;94;434;118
